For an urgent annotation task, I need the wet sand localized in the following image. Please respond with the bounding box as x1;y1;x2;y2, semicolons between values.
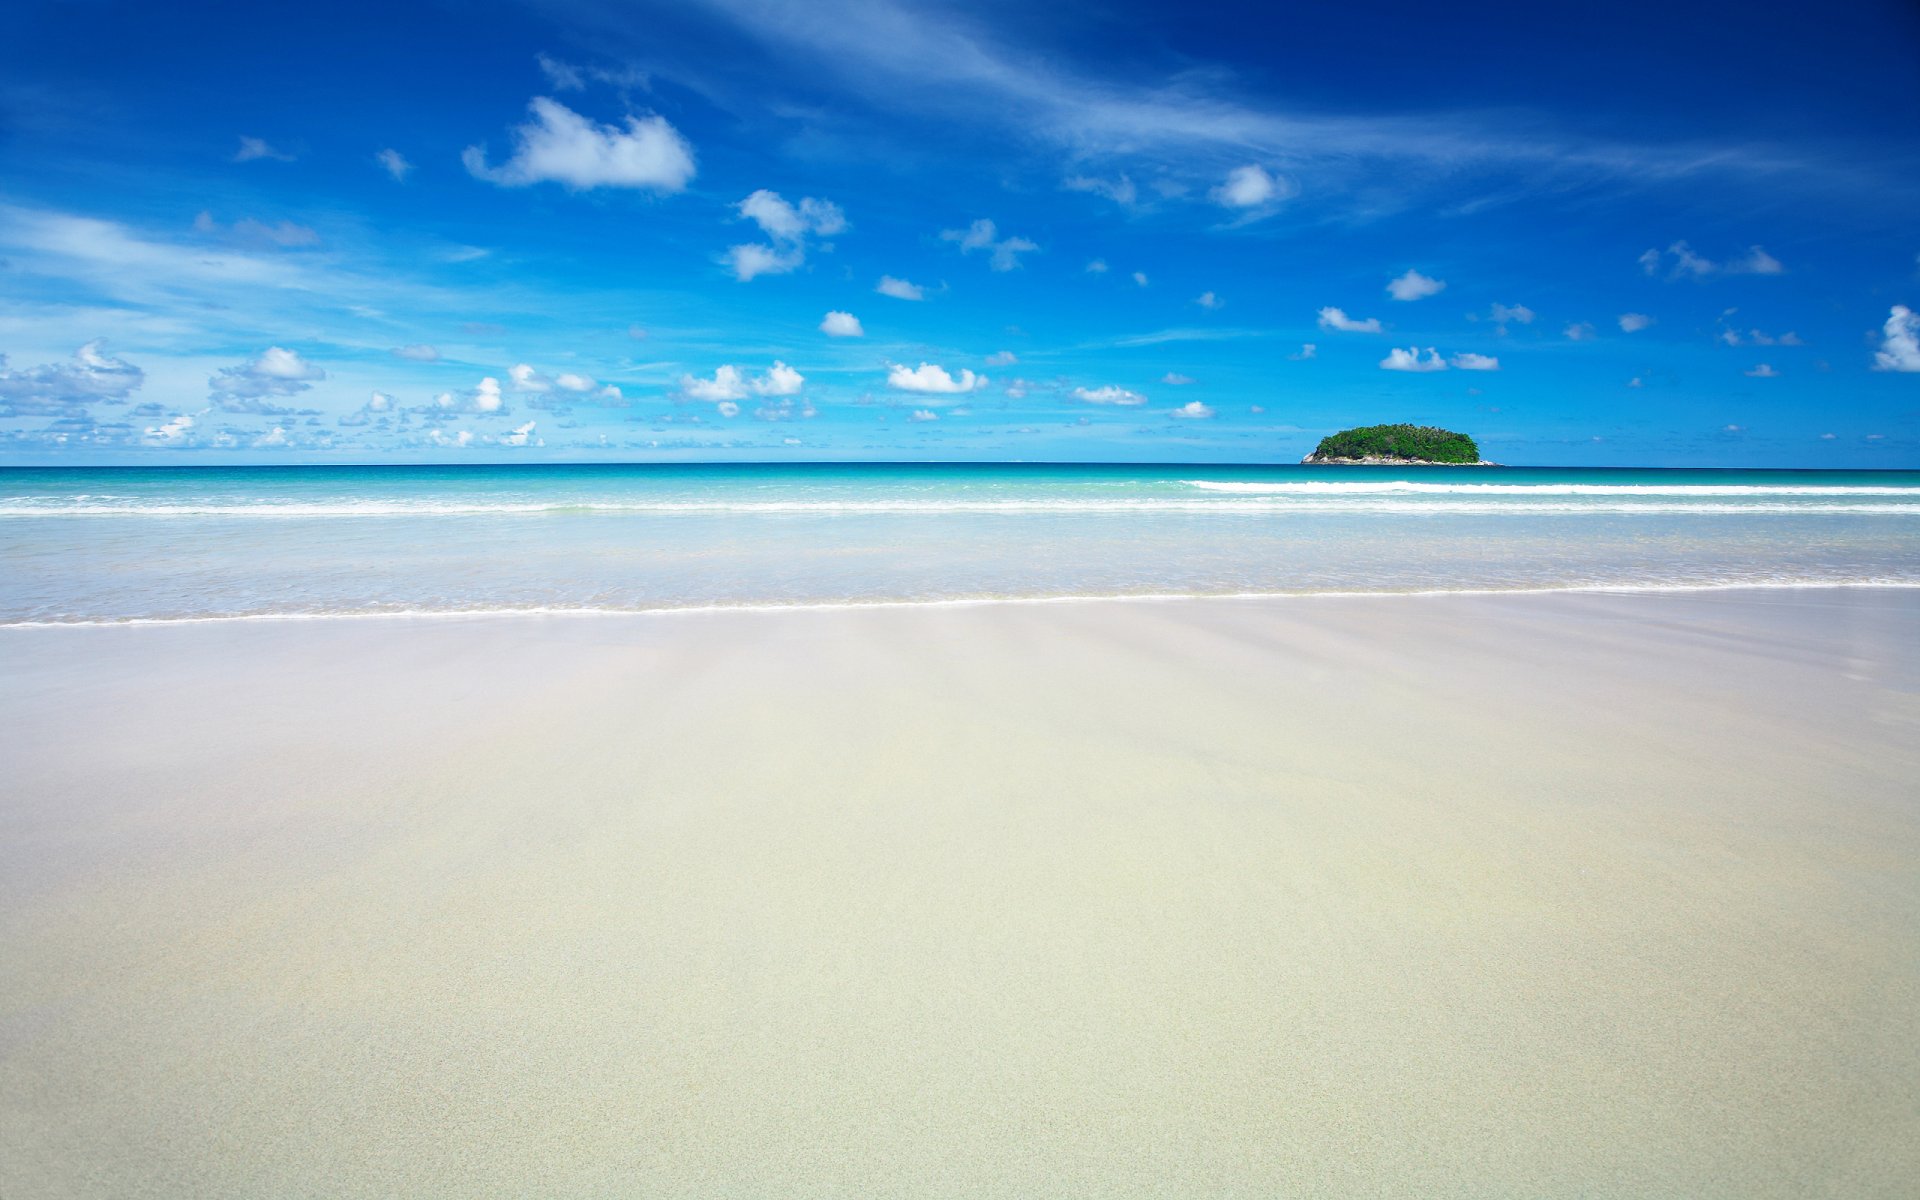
3;589;1918;1196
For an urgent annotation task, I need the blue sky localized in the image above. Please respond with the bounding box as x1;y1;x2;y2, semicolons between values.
2;0;1918;466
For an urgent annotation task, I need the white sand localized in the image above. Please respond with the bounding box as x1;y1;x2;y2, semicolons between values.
2;589;1918;1197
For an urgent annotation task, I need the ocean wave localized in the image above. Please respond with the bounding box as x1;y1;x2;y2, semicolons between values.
2;498;1917;517
1180;479;1920;496
6;578;1918;629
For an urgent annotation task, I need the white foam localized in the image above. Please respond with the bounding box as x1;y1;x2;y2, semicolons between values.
1181;479;1920;497
5;578;1917;629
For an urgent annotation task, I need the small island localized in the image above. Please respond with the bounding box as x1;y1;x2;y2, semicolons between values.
1302;423;1492;465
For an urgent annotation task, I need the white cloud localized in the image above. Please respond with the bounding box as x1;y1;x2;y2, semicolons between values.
724;243;804;281
392;343;440;361
1161;372;1195;385
1073;385;1147;406
498;420;538;447
1563;322;1596;341
887;362;986;394
1451;352;1500;370
985;350;1017;366
253;426;291;448
681;366;748;402
509;363;553;392
376;149;412;181
0;340;145;416
1640;241;1785;280
627;324;648;340
1745;363;1780;378
716;400;740;418
1386;269;1445;301
820;310;864;336
1132;271;1149;287
1086;258;1109;274
555;372;597;393
680;362;804;402
940;218;1038;271
463;97;696;192
209;346;325;412
1317;306;1383;333
1170;400;1213;419
1872;305;1920;372
753;361;804;396
876;275;924;300
908;409;939;422
1628;377;1644;388
728;190;846;279
1380;347;1447;372
234;136;292;163
1195;291;1222;309
1618;312;1655;332
143;412;195;444
1211;164;1290;210
1291;343;1317;360
419;377;508;417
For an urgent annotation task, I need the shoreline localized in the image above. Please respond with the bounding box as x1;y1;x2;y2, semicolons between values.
4;575;1920;630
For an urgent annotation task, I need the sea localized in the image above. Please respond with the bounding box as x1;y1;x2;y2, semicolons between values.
2;462;1917;625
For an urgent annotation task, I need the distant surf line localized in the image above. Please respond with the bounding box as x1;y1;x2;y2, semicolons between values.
6;578;1918;630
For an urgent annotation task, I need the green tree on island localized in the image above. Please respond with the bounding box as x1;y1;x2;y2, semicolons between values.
1306;424;1483;464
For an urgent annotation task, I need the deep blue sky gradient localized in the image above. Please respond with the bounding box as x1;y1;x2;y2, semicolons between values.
2;0;1917;464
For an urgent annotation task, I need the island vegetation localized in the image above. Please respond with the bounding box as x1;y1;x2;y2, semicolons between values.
1303;424;1487;465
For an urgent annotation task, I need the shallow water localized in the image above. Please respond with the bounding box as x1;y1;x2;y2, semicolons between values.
3;463;1917;622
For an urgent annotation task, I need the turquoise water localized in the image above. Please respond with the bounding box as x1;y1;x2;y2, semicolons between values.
3;463;1918;622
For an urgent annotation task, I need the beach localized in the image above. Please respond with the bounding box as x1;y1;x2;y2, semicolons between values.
4;587;1917;1196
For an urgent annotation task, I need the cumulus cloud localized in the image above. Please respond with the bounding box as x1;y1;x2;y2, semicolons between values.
1564;322;1596;341
985;350;1017;366
1317;306;1383;333
1195;291;1223;309
1618;312;1655;332
876;275;925;300
209;347;325;413
392;344;440;361
887;362;986;394
1170;400;1214;418
1386;269;1445;301
1086;258;1109;274
377;149;412;181
726;189;846;280
1745;363;1780;378
1072;385;1147;406
820;310;864;336
1132;271;1149;287
1380;347;1448;372
498;420;538;447
463;97;696;192
234;136;293;163
339;391;398;427
940;218;1038;271
1291;343;1317;360
908;409;939;422
0;340;145;416
753;395;817;421
1639;241;1785;280
419;377;509;417
682;366;748;402
1873;305;1920;372
143;412;195;444
680;362;805;403
1450;352;1500;370
1211;164;1290;210
1161;372;1195;385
